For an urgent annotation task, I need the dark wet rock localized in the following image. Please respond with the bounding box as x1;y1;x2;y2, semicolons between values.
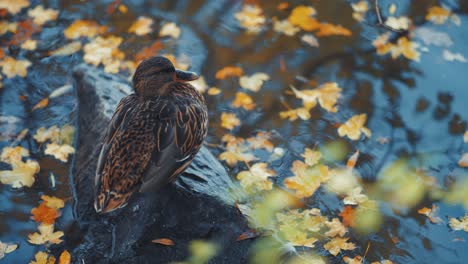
70;64;251;263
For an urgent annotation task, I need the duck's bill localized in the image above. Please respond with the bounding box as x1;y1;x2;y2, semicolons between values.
176;69;199;81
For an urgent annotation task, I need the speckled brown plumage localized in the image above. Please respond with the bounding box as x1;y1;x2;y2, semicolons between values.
94;56;208;213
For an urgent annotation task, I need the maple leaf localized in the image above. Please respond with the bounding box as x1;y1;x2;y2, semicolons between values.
0;159;39;188
326;168;360;195
302;148;321;166
0;21;17;35
31;203;60;225
28;223;64;245
1;146;29;163
0;0;30;15
316;23;352;37
21;39;37;50
338;114;371;140
28;5;59;26
33;126;60;143
288;5;320;31
215;66;244;79
128;16;153;36
152;238;175;246
41;195;65;209
290;82;342;112
30;251;56;264
351;1;369;22
343;186;368;205
385;16;410;31
0;241;17;260
343;256;363;264
247;132;274;152
273;19;300;36
219;147;256;167
284;160;329;198
426;6;460;25
44;143;75;162
325;218;348;237
221;112;241;130
64;20;107;39
323;237;356;256
58;250;71;264
417;204;443;224
340;206;355;227
207;87;221;95
279;107;311;121
232;92;256;110
448;215;468;232
239;73;269;92
234;4;266;34
83;35;124;73
0;57;31;78
159;22;181;39
237;163;276;192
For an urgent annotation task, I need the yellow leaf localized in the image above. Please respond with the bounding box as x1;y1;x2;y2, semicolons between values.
28;223;64;245
219;147;256;167
417;204;443;224
234;4;266;34
279;107;311;121
316;23;352;37
58;250;71;264
326;168;360;195
239;72;270;92
426;6;456;25
0;56;32;78
41;195;65;209
343;186;368;205
0;21;18;35
207;87;221;95
21;39;37;50
83;35;124;73
247;132;274;152
128;16;153;36
0;159;39;188
346;150;359;169
302;148;321;166
337;114;371;140
458;153;468;167
221;112;240;130
290;82;342;112
1;146;29;164
325;218;348;237
32;98;49;111
385;16;410;31
351;1;369;22
190;76;208;93
323;237;356;256
44;143;75;162
28;5;59;26
448;215;468;232
237;163;276;192
64;20;107;39
288;5;320;31
33;126;60;143
464;131;468;143
0;0;29;15
50;41;82;56
215;66;244;79
232;92;256;110
284;160;329;198
273;19;300;36
159;22;180;39
343;256;363;264
30;251;56;264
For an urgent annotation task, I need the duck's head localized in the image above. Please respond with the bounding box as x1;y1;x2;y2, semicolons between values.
132;56;199;96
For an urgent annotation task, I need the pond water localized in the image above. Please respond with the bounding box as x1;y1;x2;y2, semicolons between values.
1;0;468;263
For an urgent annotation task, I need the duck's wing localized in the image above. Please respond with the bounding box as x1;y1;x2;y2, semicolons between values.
139;86;208;193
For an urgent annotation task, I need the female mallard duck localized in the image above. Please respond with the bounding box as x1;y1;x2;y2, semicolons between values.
94;56;208;213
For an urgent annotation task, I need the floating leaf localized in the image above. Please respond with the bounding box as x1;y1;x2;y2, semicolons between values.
1;146;29;163
44;143;75;162
316;23;352;37
232;92;255;110
426;6;460;25
284;160;329;198
64;20;107;39
351;1;369;22
83;35;124;73
0;0;29;15
41;195;65;209
215;66;244;79
449;215;468;232
288;5;319;31
32;98;49;111
152;238;175;246
30;251;56;264
159;22;180;39
290;82;342;112
50;42;82;56
443;49;467;63
346;150;360;169
21;39;37;50
58;250;71;264
325;218;347;237
234;5;266;34
28;224;64;245
247;132;274;152
221;112;241;130
31;203;60;225
343;187;368;205
0;56;31;78
418;204;443;224
301;34;319;47
385;16;410;31
237;163;276;192
219;147;256;167
279;107;311;121
0;241;18;260
239;73;270;92
34;126;60;143
343;256;363;264
273;19;300;36
337;114;371;140
0;159;39;188
128;16;153;36
323;237;356;256
302;148;321;167
207;87;221;95
28;5;59;26
340;206;356;227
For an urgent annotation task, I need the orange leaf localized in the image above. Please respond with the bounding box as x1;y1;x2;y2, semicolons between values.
215;66;244;79
151;238;175;246
346;150;360;169
134;41;163;62
32;98;49;111
316;23;352;37
9;19;38;46
31;203;60;224
0;48;4;60
277;2;289;11
339;206;356;227
237;229;259;241
106;0;121;15
58;250;71;264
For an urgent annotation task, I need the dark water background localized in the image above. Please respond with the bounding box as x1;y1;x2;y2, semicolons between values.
1;0;468;263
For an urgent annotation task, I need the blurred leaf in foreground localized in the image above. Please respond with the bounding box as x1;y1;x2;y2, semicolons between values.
0;241;18;260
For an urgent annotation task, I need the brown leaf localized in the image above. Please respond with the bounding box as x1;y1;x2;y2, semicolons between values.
134;41;163;62
58;250;71;264
31;203;60;225
237;229;259;241
151;238;175;246
32;98;49;111
339;206;356;227
9;19;38;46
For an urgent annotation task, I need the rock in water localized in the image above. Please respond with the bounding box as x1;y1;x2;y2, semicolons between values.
70;64;251;263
